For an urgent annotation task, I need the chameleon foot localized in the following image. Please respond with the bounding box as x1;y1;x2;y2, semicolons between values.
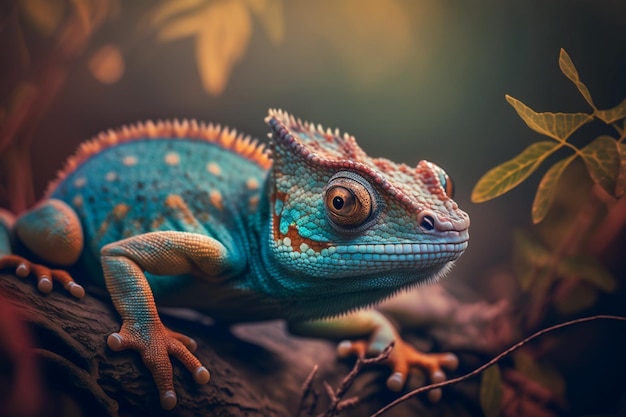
107;321;209;410
338;338;458;402
0;254;84;298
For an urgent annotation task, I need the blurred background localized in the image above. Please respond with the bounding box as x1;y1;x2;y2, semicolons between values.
1;0;625;271
1;0;625;416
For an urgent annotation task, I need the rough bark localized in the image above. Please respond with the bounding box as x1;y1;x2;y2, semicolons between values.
1;273;471;417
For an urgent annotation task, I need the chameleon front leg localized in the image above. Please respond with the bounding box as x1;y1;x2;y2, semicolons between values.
100;230;232;410
289;309;458;401
0;202;85;297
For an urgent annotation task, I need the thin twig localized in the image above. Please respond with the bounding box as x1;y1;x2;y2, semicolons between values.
370;315;626;417
297;365;319;417
317;343;393;417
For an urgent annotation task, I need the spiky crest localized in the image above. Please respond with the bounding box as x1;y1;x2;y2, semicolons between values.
265;109;451;213
45;119;272;197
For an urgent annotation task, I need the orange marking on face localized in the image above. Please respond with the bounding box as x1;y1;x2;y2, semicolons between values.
271;191;330;253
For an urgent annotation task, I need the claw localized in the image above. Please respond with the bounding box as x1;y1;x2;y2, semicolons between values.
0;254;83;298
161;390;177;410
108;323;207;409
194;366;210;384
37;276;53;293
107;333;125;351
16;262;29;277
338;336;458;401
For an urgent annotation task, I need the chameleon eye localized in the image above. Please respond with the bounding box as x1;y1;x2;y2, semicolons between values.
324;174;375;230
441;171;455;198
431;164;454;198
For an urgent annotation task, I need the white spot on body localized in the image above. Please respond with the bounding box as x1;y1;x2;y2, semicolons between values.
72;195;83;208
165;152;180;166
74;177;86;188
105;171;117;181
206;162;221;176
123;156;138;166
246;177;259;190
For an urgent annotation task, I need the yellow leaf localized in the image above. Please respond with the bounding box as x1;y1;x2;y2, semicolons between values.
506;95;593;142
616;142;626;197
531;154;576;223
580;135;620;196
248;0;285;44
472;141;560;203
148;0;204;27
480;365;503;417
156;12;205;42
21;0;66;36
88;44;125;84
558;48;594;109
595;97;626;124
196;0;252;95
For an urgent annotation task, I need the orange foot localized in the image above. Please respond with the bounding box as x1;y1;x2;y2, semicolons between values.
0;254;84;298
107;321;210;410
338;337;458;402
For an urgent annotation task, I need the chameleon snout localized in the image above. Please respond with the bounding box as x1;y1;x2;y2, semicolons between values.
417;209;470;234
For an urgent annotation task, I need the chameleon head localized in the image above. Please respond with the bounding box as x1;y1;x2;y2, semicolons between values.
264;110;469;303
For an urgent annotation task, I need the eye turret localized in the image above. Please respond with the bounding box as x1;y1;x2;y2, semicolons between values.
324;172;376;231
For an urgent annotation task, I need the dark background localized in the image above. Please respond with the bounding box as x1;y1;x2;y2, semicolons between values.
1;1;625;416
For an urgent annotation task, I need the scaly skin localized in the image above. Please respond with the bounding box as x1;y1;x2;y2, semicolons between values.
0;110;470;409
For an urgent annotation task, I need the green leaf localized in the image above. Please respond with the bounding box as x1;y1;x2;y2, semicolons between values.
505;95;593;142
556;256;617;292
579;135;620;196
558;48;595;108
595;97;626;124
472;141;560;203
616;142;626;197
480;364;503;417
531;154;576;223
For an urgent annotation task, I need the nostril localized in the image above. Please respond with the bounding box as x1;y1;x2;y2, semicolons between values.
420;214;435;231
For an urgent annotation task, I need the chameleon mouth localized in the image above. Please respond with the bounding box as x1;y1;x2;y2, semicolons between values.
332;241;468;256
325;239;469;266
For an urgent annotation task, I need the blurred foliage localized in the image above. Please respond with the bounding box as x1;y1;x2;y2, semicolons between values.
475;50;626;417
480;364;503;417
148;0;285;95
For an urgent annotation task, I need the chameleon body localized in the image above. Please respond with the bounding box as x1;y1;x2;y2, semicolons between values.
0;110;470;409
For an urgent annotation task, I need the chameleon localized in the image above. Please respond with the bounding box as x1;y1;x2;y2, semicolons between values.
0;109;470;410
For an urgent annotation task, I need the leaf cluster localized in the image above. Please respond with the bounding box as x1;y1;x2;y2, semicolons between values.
148;0;285;96
472;49;626;223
